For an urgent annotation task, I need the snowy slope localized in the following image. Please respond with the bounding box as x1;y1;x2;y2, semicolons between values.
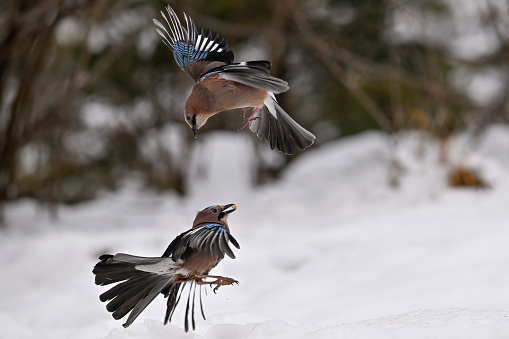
1;126;509;339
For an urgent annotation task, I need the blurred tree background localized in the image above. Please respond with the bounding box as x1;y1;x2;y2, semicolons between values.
0;0;508;222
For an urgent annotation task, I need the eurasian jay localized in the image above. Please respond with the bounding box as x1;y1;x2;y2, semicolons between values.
153;6;315;155
93;204;240;332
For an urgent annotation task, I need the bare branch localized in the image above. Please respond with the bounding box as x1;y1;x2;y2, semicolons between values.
289;0;393;132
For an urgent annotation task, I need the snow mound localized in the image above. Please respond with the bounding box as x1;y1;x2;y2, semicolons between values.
100;309;509;339
1;126;509;338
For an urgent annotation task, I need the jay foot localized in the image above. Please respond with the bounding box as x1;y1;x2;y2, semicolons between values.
195;275;239;293
241;107;250;119
237;107;260;132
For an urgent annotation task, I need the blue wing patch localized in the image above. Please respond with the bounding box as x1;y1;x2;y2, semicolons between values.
173;42;209;70
198;223;226;234
154;6;234;78
199;67;224;81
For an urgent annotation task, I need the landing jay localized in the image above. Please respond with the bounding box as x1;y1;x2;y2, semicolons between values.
153;6;315;155
93;204;240;332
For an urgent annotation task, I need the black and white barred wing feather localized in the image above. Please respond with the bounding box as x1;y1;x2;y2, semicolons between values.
153;6;234;81
163;223;240;261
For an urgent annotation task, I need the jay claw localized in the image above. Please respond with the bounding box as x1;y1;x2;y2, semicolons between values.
236;117;260;132
241;107;249;119
236;107;260;132
208;276;239;293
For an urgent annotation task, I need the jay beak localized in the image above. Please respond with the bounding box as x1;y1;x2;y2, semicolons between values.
93;204;240;332
154;6;316;154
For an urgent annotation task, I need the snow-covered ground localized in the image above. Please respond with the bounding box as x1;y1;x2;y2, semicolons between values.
2;126;509;339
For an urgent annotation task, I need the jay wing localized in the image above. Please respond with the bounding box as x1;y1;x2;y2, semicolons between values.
163;223;240;261
153;6;234;82
199;61;290;95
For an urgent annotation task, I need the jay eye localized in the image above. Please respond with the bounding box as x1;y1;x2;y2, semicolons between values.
209;207;218;214
185;115;191;122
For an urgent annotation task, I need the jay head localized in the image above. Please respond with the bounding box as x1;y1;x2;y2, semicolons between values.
93;204;240;332
154;6;316;155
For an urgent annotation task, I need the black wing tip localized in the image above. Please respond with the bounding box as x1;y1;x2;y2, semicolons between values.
245;60;272;71
99;291;110;302
228;234;241;249
98;254;114;261
225;50;234;64
204;50;235;65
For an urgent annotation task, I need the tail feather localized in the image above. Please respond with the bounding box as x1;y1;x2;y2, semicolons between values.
250;98;315;154
123;278;173;327
94;265;145;286
93;253;177;327
93;253;210;331
99;274;147;302
110;279;157;318
93;253;164;286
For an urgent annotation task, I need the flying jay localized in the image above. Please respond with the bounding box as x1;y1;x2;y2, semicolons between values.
93;204;240;332
153;6;315;155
